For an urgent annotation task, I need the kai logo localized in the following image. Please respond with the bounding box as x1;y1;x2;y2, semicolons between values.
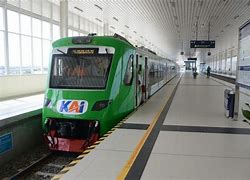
56;100;88;114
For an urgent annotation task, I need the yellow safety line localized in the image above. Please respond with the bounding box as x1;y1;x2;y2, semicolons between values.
117;76;181;180
117;109;162;180
52;84;174;180
117;77;182;179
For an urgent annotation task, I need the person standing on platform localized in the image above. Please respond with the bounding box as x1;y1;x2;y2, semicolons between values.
207;66;211;78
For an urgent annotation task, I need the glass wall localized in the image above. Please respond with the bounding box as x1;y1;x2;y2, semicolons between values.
5;10;55;75
216;59;220;72
232;56;237;75
0;7;5;75
0;0;105;76
226;57;231;73
207;52;237;77
221;59;225;73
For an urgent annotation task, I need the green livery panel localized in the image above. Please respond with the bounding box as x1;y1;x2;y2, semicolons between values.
42;34;178;152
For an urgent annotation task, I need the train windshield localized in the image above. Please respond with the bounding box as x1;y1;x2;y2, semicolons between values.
50;53;113;89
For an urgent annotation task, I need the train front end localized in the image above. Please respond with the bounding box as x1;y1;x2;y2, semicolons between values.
42;36;117;152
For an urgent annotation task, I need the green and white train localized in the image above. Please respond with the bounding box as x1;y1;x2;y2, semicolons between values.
42;34;178;152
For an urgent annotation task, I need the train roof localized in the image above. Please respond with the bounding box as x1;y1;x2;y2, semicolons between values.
52;33;134;49
52;34;176;64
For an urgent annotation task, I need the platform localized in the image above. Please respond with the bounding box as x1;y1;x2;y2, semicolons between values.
54;72;250;180
0;93;44;166
0;94;43;127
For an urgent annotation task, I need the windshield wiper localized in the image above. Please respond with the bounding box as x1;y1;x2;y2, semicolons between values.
57;49;67;55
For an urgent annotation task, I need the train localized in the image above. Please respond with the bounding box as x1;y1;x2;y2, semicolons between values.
42;34;178;152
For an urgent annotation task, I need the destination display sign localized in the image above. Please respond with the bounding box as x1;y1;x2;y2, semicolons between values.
68;48;98;55
190;40;215;48
187;57;197;61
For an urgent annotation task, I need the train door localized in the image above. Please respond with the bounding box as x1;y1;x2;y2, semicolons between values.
135;54;143;107
135;54;139;107
144;57;149;100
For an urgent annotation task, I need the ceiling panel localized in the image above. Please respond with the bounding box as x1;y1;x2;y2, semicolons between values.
66;0;250;60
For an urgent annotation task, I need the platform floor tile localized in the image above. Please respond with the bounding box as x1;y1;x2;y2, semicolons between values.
141;153;250;180
96;129;145;151
163;77;249;128
153;131;250;159
61;149;131;180
60;129;145;180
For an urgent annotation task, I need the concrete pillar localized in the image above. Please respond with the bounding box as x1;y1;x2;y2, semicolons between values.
3;6;9;75
211;56;213;71
214;55;216;71
215;55;217;72
224;50;227;73
219;52;222;73
230;49;233;75
60;0;68;38
214;56;216;71
103;23;109;36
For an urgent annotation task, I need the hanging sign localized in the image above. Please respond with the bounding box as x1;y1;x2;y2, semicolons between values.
190;40;215;48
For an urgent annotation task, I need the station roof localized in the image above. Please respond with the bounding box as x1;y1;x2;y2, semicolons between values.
53;0;250;61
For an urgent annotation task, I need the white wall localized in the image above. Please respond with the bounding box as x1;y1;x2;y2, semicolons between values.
0;74;47;99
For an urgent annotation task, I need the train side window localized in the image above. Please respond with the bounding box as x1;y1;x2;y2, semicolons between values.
124;55;134;85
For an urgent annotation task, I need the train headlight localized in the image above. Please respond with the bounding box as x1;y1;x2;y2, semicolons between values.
92;100;112;111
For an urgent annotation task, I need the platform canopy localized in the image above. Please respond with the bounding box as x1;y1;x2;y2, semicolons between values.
56;0;250;61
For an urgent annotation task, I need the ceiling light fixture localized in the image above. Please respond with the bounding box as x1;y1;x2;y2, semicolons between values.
125;25;129;28
247;0;250;6
110;26;115;29
95;18;102;23
133;31;137;34
196;0;203;7
233;15;239;19
94;4;103;11
74;7;83;12
170;0;176;8
113;17;119;22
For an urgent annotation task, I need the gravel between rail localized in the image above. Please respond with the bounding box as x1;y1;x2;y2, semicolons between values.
0;145;79;180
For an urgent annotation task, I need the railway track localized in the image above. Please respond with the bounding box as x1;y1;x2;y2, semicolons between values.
9;152;79;180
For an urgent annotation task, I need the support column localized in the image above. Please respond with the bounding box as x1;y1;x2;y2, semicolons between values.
60;0;68;38
224;50;227;73
212;57;214;68
213;56;215;71
3;4;9;75
219;52;222;73
230;49;233;75
103;23;109;36
215;54;218;73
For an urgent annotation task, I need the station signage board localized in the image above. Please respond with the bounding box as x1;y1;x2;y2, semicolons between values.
0;133;12;154
190;40;215;48
187;57;197;61
237;20;250;89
